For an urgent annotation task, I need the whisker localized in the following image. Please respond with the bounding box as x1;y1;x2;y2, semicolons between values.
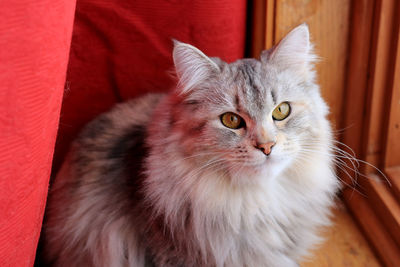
296;151;365;196
296;142;390;186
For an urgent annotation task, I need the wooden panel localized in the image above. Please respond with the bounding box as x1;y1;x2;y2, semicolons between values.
341;0;400;265
248;0;400;264
273;0;350;129
301;202;381;267
363;0;399;171
341;0;375;157
339;0;376;186
250;0;266;57
265;0;275;49
384;23;400;168
364;174;400;247
250;0;275;57
343;190;400;267
386;167;400;206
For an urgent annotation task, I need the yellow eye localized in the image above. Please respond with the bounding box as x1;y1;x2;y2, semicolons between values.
220;112;244;129
272;102;291;121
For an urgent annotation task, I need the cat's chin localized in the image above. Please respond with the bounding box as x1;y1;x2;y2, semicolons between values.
228;156;290;182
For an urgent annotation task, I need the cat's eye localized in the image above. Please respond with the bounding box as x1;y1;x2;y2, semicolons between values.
220;112;244;129
272;102;291;121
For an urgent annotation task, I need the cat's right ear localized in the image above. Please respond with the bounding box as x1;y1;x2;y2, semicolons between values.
260;24;316;74
172;40;220;94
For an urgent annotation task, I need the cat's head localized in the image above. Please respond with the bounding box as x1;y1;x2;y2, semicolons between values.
170;24;331;183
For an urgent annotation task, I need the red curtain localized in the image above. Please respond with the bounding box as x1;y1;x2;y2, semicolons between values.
0;0;246;265
0;0;77;266
54;0;247;171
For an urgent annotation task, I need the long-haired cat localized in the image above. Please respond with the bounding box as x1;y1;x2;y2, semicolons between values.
43;24;339;267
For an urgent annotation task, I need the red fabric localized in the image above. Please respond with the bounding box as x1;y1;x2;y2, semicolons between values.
54;0;247;171
0;0;246;264
0;1;76;266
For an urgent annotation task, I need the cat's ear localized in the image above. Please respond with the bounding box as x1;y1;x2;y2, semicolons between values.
261;23;316;72
173;40;220;94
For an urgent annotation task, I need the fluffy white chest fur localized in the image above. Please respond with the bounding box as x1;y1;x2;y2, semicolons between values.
145;121;337;267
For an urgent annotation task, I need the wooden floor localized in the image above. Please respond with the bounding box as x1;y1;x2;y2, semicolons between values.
301;201;381;267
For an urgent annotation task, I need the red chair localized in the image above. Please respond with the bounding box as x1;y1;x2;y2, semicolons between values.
0;0;246;265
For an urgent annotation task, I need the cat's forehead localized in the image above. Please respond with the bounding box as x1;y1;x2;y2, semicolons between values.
222;59;275;119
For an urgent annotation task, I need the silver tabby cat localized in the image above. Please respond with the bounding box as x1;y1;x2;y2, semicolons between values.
44;24;339;267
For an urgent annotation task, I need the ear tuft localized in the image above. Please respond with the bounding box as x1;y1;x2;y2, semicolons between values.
172;40;220;94
261;23;317;71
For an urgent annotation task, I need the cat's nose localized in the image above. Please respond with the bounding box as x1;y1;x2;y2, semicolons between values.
256;141;275;156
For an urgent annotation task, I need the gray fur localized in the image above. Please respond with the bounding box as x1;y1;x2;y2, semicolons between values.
44;24;339;267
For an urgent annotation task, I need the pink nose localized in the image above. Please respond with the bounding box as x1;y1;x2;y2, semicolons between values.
256;141;275;156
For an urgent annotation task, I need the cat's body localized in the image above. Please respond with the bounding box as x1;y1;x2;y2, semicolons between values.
44;24;339;267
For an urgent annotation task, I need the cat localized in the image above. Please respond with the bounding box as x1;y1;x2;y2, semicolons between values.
43;24;339;267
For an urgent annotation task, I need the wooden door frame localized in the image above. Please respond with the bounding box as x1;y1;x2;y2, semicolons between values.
341;0;400;266
249;0;400;265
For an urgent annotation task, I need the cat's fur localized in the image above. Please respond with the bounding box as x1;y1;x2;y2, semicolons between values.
43;24;339;267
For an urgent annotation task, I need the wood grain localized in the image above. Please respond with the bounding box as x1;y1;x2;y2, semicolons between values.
301;201;381;267
340;1;400;265
364;174;400;248
384;19;400;168
386;167;400;204
363;0;399;171
340;0;375;163
249;0;274;57
343;190;400;267
273;0;350;129
250;0;266;58
249;1;400;263
264;0;275;49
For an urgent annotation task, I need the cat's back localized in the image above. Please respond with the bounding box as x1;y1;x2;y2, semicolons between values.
43;93;164;267
56;93;163;188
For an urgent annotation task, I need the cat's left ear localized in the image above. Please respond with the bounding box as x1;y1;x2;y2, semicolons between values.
260;23;316;72
172;40;220;94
